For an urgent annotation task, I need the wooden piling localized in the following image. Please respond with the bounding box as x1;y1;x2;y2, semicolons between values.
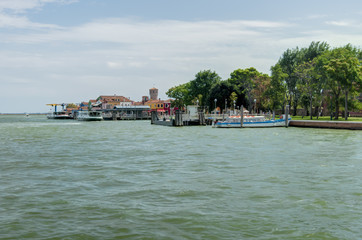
112;111;117;120
199;111;205;125
240;105;244;128
285;105;289;127
175;110;183;126
151;111;157;124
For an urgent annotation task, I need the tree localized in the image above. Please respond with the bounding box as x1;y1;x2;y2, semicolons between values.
301;41;330;62
251;74;271;112
166;82;192;108
229;67;263;112
278;48;300;114
189;70;221;106
321;46;362;120
66;103;78;109
278;42;329;115
267;64;287;116
230;92;238;110
207;81;236;112
295;60;321;119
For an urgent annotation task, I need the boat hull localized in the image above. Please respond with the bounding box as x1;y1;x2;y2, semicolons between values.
76;111;103;121
77;117;103;121
47;112;72;119
214;118;291;128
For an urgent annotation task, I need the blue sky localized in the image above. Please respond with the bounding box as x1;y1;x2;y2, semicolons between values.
1;0;362;113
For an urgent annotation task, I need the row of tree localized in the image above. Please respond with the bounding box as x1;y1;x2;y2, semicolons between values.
166;41;362;120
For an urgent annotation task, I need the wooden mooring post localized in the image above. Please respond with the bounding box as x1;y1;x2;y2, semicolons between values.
174;110;183;126
151;111;157;124
240;105;244;128
285;105;289;127
112;111;117;120
199;111;205;125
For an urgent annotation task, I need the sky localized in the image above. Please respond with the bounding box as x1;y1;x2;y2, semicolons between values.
1;0;362;113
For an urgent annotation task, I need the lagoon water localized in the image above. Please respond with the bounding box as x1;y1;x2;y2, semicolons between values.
0;115;361;239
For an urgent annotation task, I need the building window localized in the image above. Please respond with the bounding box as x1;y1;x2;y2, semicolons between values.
161;104;163;107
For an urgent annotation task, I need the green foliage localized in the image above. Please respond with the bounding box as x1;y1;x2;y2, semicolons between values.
228;67;265;112
230;92;238;105
295;60;322;119
278;41;330;115
319;45;362;119
206;81;235;112
166;82;192;108
266;64;287;111
252;74;271;111
66;103;78;109
189;70;221;106
165;41;361;120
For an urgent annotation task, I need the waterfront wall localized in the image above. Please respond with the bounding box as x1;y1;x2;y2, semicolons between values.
290;120;362;130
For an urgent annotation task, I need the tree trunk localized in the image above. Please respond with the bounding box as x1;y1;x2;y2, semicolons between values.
334;98;339;120
310;98;313;120
293;98;298;116
345;90;348;121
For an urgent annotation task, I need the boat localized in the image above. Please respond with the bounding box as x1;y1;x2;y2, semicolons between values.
213;114;291;128
46;103;73;119
76;111;103;121
47;111;72;119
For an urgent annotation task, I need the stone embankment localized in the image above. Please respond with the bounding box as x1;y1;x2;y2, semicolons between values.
289;120;362;130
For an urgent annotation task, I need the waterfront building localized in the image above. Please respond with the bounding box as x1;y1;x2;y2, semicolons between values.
97;95;133;109
148;99;173;114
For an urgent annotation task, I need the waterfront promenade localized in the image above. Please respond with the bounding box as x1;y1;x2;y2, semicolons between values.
289;120;362;130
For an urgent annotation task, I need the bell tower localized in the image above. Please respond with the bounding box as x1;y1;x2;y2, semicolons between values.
149;87;158;100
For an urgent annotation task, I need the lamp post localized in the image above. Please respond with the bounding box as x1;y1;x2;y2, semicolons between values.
214;98;217;116
254;99;256;114
223;99;227;121
233;100;236;115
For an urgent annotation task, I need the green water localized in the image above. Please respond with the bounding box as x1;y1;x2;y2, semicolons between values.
0;115;361;239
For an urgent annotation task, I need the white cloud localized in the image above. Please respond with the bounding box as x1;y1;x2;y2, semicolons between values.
1;9;362;112
307;14;328;20
0;0;77;12
325;20;353;27
0;0;72;29
1;18;289;46
0;13;61;29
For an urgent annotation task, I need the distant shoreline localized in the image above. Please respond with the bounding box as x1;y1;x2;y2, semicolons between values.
0;113;47;115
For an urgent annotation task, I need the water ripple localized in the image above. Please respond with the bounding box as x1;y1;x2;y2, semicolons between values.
0;116;361;239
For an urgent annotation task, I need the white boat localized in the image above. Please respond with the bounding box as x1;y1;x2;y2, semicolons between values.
76;111;103;121
46;103;73;119
213;115;291;128
47;111;72;119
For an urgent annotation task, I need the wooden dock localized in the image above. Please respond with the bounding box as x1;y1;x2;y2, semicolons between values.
151;110;206;127
101;106;151;120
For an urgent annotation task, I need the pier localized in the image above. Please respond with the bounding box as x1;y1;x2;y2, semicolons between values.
100;106;151;120
289;120;362;130
151;110;206;126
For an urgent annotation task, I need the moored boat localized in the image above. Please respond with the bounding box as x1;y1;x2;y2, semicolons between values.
46;103;73;119
76;111;103;121
213;115;291;128
47;111;72;119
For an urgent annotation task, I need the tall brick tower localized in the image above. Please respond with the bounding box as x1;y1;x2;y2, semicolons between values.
149;87;158;100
